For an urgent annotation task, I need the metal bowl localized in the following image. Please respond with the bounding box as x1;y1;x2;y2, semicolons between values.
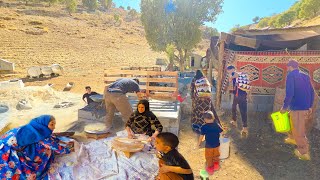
0;104;9;113
90;94;104;102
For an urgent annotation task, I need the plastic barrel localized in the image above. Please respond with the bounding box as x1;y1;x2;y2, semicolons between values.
219;137;230;159
271;111;291;133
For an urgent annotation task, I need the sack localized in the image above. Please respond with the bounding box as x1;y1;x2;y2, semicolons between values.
195;77;211;97
236;72;251;92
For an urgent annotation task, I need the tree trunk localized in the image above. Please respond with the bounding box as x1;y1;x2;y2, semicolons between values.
216;34;226;109
167;59;174;71
177;48;184;72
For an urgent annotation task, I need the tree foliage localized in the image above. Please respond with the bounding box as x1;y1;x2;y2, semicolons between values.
140;0;223;71
257;17;270;28
276;11;296;27
101;0;113;10
82;0;98;11
230;24;240;33
65;0;77;14
257;0;320;28
252;16;260;23
299;0;320;19
128;9;138;18
202;26;219;39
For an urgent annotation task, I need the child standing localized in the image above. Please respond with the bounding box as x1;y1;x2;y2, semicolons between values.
155;132;194;180
198;111;223;175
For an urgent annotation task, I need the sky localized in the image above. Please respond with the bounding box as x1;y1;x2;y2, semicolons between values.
113;0;298;32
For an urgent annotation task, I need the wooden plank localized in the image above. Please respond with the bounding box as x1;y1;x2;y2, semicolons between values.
148;86;177;91
105;77;177;83
104;83;147;90
104;70;178;77
146;71;178;76
105;70;149;76
149;95;176;101
105;77;147;82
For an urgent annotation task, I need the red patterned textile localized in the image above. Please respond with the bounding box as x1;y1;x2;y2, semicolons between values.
222;50;320;95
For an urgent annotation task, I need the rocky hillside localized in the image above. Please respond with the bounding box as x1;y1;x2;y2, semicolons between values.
0;0;209;93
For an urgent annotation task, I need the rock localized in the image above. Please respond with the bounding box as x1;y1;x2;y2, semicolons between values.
54;102;74;108
16;99;32;110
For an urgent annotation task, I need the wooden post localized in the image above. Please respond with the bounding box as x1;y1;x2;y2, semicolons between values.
207;49;214;83
146;72;150;98
215;34;226;109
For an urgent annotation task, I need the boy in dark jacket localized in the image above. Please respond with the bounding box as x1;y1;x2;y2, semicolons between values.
155;132;194;180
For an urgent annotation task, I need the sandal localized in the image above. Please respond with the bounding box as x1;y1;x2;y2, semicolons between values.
230;120;237;127
241;128;248;138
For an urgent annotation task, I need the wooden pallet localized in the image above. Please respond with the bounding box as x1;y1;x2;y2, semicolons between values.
104;67;179;101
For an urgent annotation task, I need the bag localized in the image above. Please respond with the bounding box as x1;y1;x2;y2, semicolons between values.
195;77;211;97
236;72;251;92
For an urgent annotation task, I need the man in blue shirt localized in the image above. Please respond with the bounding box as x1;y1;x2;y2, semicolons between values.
281;59;315;161
104;78;141;130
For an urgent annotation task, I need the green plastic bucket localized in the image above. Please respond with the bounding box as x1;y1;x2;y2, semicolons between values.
271;111;291;133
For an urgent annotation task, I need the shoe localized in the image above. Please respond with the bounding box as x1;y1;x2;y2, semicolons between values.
199;169;209;179
213;162;220;171
241;127;248;138
294;149;311;161
284;138;296;145
230;120;237;127
205;166;214;175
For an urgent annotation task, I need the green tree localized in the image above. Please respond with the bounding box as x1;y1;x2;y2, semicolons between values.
127;6;131;10
299;0;320;19
202;26;219;39
230;24;240;33
141;0;223;71
257;17;270;28
82;0;98;11
41;0;59;6
165;44;175;71
267;15;279;28
65;0;77;15
276;11;296;27
289;0;302;19
101;0;112;10
252;16;260;23
128;9;138;18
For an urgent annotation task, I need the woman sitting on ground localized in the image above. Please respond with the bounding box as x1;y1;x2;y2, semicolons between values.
0;115;73;179
126;99;163;141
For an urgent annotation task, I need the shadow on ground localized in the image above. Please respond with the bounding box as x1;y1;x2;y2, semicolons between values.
222;111;320;180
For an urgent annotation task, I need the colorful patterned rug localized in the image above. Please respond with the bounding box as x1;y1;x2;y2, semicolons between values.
222;50;320;95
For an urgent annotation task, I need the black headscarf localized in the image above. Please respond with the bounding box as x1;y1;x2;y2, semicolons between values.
135;99;150;115
194;69;204;80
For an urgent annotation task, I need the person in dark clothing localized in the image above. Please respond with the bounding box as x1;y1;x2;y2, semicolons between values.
155;132;194;180
198;111;223;175
281;59;315;161
191;69;220;134
227;65;251;136
126;99;163;141
82;86;98;104
104;78;141;130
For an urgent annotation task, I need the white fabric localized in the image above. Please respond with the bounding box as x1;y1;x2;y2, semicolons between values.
49;136;159;180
